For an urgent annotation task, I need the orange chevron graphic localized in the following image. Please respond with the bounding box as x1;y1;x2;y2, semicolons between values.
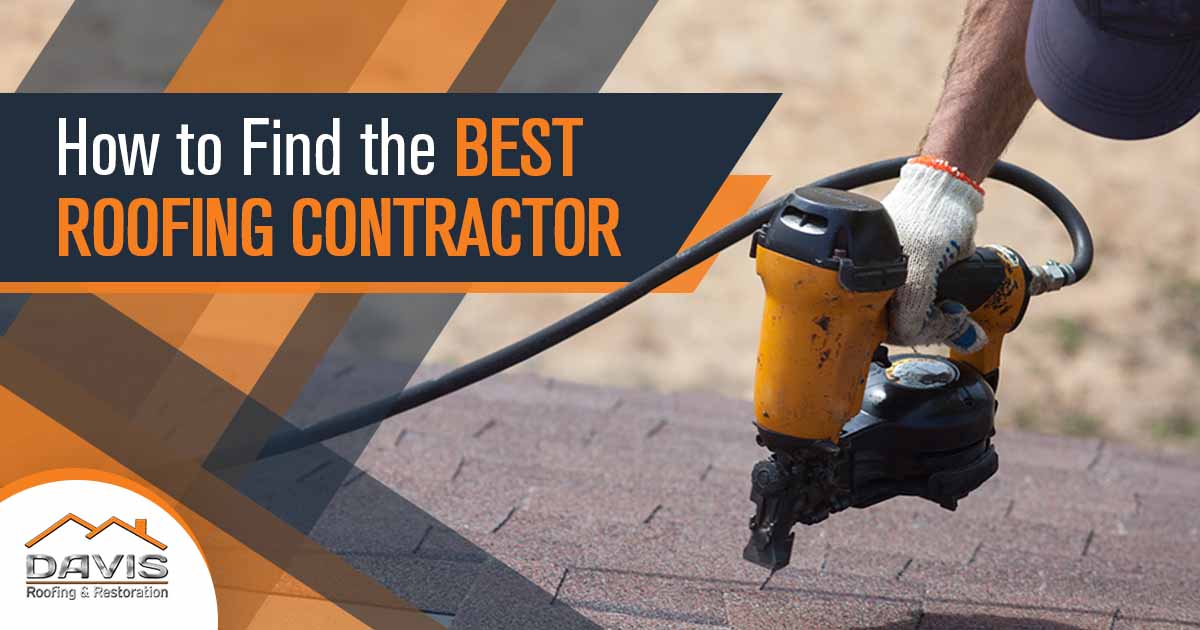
25;513;167;550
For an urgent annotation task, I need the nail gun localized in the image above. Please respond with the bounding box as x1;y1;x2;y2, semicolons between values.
231;158;1091;576
742;185;1091;570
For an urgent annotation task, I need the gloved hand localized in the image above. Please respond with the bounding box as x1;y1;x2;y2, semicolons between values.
882;157;988;353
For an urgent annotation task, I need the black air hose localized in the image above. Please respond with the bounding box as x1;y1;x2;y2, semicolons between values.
246;157;1091;461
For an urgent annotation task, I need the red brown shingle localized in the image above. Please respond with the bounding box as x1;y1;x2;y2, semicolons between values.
349;368;1200;628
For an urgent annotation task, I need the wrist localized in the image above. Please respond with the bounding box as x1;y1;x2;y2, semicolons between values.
908;156;985;196
917;122;995;182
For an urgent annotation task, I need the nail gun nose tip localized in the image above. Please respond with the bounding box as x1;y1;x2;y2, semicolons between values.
742;537;793;571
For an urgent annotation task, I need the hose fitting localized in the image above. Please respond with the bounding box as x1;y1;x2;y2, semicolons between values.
1028;260;1077;296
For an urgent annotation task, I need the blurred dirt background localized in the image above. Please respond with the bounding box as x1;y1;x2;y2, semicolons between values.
5;1;1199;450
0;0;70;88
429;1;1200;451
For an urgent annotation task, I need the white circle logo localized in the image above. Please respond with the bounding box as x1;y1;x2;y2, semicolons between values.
0;476;218;629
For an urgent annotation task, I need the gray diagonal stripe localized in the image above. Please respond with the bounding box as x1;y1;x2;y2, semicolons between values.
19;0;220;92
449;0;556;93
499;0;658;92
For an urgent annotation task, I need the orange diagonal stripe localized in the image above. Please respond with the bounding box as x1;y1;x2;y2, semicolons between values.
168;0;413;92
657;174;771;292
351;0;509;92
99;294;215;347
178;294;313;394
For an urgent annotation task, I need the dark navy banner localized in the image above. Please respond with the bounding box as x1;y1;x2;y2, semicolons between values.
0;93;777;283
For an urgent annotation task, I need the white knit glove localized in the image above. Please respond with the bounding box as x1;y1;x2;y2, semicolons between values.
882;160;988;353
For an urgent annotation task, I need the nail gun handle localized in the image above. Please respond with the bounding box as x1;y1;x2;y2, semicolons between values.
936;249;1008;309
935;246;1032;390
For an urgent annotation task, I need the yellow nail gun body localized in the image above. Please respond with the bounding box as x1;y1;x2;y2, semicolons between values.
744;187;1080;570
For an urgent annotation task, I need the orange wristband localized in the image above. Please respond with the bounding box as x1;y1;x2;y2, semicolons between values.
909;156;985;196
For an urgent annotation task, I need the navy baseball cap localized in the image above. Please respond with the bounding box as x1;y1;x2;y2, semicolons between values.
1026;0;1200;139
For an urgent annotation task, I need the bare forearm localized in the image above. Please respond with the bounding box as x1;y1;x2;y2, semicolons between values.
920;0;1036;182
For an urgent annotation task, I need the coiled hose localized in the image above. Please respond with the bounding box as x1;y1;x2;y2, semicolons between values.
250;156;1092;461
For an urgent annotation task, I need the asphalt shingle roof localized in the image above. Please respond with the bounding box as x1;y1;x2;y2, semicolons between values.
348;365;1200;629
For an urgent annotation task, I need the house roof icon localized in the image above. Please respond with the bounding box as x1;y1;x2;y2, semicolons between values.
25;513;167;550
